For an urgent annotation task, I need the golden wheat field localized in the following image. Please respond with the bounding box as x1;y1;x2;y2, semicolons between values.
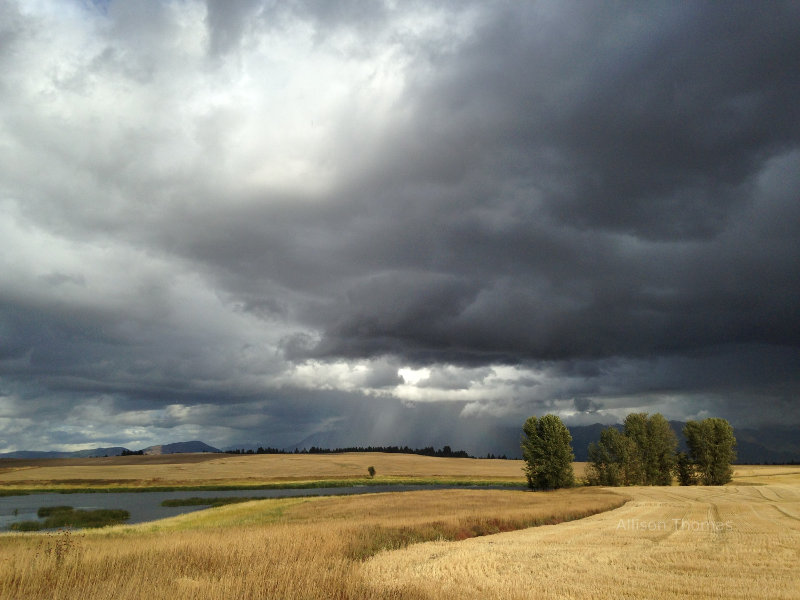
364;471;800;599
0;452;538;489
1;459;798;599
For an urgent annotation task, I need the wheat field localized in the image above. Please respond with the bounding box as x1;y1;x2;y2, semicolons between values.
364;481;800;599
0;452;534;489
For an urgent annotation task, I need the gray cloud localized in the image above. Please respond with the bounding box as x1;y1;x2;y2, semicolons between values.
0;1;798;451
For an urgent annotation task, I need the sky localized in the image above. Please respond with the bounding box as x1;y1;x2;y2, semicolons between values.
1;0;799;453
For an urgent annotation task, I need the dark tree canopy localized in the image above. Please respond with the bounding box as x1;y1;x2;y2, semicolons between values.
624;413;678;486
587;427;641;486
684;418;737;485
588;412;678;486
521;414;575;490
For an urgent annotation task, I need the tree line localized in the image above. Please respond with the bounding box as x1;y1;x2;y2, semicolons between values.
225;445;477;458
521;413;737;490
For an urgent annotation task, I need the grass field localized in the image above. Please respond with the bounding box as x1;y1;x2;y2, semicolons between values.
0;452;536;491
1;457;797;599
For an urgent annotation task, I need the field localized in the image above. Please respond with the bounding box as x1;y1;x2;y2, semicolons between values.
0;452;537;491
1;457;798;599
0;487;624;599
365;467;800;599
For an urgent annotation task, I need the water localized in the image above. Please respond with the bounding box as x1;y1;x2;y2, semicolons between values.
0;485;522;530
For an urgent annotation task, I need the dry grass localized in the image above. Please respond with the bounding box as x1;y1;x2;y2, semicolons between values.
0;452;531;490
0;488;624;600
364;476;800;599
730;464;800;485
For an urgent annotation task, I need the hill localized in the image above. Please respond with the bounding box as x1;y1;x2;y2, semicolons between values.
142;441;220;455
0;440;220;459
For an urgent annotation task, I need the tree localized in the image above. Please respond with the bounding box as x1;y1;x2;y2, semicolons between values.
675;451;696;486
683;418;736;485
623;413;678;485
588;413;678;486
521;414;575;490
367;466;376;478
645;413;679;485
587;427;641;486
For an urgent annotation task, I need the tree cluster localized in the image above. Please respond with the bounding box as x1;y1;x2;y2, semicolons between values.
520;413;737;491
587;414;736;486
587;413;677;486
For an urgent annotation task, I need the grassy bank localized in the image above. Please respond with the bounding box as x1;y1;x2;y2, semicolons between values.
0;477;525;496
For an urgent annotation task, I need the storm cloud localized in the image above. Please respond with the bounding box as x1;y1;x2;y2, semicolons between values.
1;1;799;452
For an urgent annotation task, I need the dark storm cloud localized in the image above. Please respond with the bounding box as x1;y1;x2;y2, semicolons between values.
1;1;799;451
298;2;800;365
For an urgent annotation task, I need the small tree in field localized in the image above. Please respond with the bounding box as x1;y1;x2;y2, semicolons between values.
521;414;574;490
367;466;376;478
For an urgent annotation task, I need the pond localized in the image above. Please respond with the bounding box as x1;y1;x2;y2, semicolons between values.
0;484;523;530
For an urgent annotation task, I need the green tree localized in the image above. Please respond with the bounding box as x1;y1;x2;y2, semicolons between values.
521;414;575;490
587;427;641;486
623;413;678;485
675;451;696;486
646;413;679;485
683;418;736;485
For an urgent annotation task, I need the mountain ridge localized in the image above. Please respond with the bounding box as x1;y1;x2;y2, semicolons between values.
0;440;221;459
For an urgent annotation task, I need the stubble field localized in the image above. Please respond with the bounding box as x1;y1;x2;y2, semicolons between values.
1;456;797;599
364;479;800;599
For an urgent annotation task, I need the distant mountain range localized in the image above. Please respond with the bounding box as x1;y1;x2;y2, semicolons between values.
1;425;798;464
0;440;220;459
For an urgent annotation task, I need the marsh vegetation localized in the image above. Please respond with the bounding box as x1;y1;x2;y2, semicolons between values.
9;506;130;531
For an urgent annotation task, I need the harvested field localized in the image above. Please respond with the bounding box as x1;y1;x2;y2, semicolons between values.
364;481;800;599
730;465;800;485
